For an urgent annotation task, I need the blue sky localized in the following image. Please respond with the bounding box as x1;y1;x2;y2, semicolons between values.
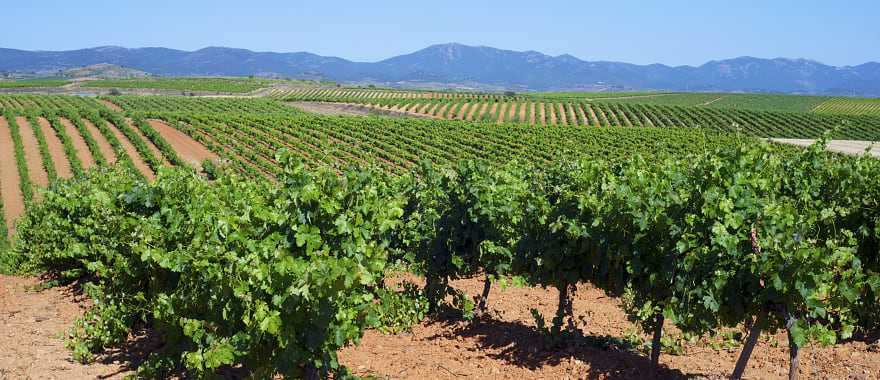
2;0;877;66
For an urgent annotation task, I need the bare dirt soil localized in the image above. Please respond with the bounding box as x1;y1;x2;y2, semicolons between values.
105;121;155;180
339;275;880;380
287;101;433;119
16;117;49;188
98;99;123;112
37;118;73;179
82;119;117;164
539;103;546;126
0;117;25;234
147;119;218;168
548;104;558;125
0;275;137;379
58;118;96;170
557;104;568;125
1;272;877;379
771;139;880;157
496;103;507;124
125;118;167;166
587;104;602;127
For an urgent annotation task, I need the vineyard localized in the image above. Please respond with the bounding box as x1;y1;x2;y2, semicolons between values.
813;97;880;116
1;93;879;379
82;77;286;93
279;91;880;140
0;79;71;89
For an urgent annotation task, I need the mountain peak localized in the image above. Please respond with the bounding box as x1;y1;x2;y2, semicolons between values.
1;45;877;96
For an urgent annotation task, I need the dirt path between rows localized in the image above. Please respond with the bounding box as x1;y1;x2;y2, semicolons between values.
576;104;589;126
557;104;568;125
338;275;880;380
587;104;600;127
0;117;24;235
58;118;95;170
125;119;167;167
37;118;72;179
147;120;218;168
106;122;154;181
98;99;123;112
548;103;558;125
529;103;536;125
0;275;136;379
699;96;727;106
82;119;117;164
771;139;880;157
539;103;546;126
16;117;48;189
496;103;507;124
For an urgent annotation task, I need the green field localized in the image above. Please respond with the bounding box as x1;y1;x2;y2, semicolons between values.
590;92;830;112
0;79;71;88
530;91;668;99
278;94;880;140
83;77;281;93
813;97;880;116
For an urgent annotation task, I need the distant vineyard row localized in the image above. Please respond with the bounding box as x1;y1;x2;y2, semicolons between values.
277;88;880;117
147;111;746;179
283;95;880;140
82;77;284;93
813;97;880;117
268;87;516;100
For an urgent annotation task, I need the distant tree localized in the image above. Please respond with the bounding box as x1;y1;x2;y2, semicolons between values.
108;88;122;96
504;91;517;97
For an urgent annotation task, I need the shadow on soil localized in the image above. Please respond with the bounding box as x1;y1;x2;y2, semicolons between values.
425;315;708;380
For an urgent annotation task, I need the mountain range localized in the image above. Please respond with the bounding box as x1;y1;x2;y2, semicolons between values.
1;43;879;96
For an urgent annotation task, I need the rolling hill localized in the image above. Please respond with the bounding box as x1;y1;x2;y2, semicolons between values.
1;43;879;95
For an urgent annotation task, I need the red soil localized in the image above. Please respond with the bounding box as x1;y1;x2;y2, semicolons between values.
99;99;123;112
457;103;471;120
339;275;880;380
37;118;73;179
575;104;589;127
0;275;137;379
58;118;96;170
548;104;558;126
16;117;48;188
125;118;167;166
539;103;547;126
82;119;118;164
147;120;218;168
557;104;568;125
0;117;24;234
479;103;491;121
106;122;155;181
496;103;507;124
436;103;450;118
